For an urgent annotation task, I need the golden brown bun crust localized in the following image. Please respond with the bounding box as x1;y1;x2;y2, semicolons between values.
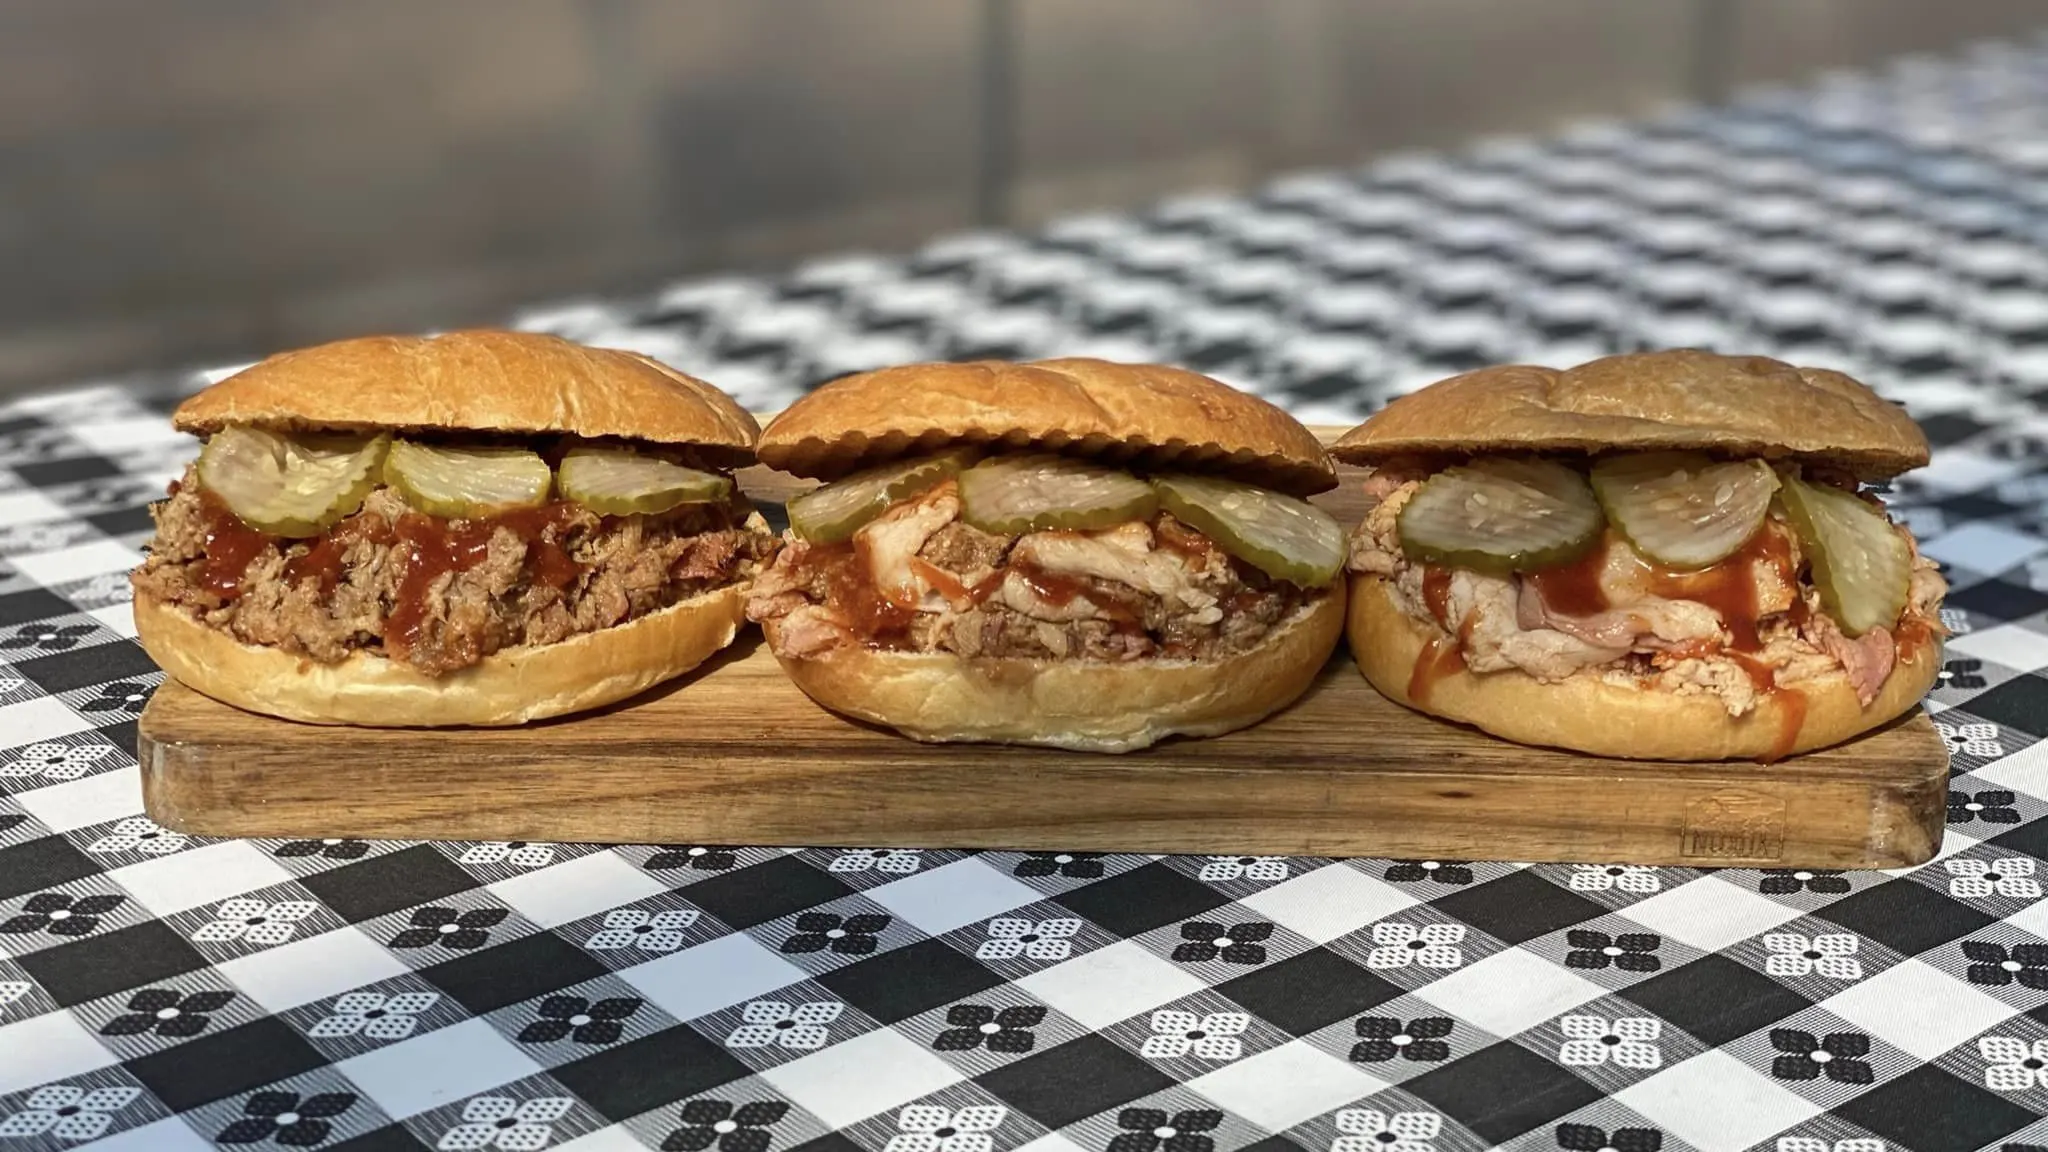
762;588;1346;752
756;358;1338;495
173;330;759;461
1346;575;1938;760
1330;349;1929;479
134;584;747;727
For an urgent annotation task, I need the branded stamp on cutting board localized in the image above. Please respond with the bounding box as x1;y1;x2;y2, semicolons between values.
135;430;1950;868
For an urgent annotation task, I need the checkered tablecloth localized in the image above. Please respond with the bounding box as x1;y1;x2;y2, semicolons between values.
7;38;2048;1152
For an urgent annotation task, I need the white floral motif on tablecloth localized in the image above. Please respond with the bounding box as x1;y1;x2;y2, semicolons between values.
725;1000;843;1050
1558;1015;1662;1069
1366;922;1465;969
1982;1035;2048;1090
1939;722;2005;758
976;917;1082;961
308;990;441;1040
0;742;113;781
1763;933;1864;980
1331;1108;1442;1152
829;849;923;874
883;1104;1007;1152
1198;856;1289;882
1569;865;1660;893
86;816;186;856
192;898;319;945
1140;1009;1250;1060
0;1085;142;1141
437;1096;575;1151
585;908;700;952
1947;857;2043;900
458;842;556;868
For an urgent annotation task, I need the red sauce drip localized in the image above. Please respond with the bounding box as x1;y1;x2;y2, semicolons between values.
283;511;395;591
166;478;183;498
1765;688;1809;764
1526;536;1613;617
966;569;1008;606
1407;631;1468;705
1895;616;1933;663
1155;517;1221;565
195;490;274;601
909;557;972;606
1728;652;1777;693
1012;564;1143;626
1529;528;1796;654
383;513;497;663
497;504;585;591
816;542;915;644
1421;566;1454;629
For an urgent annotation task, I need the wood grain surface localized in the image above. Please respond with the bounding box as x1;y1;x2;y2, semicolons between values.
137;430;1952;868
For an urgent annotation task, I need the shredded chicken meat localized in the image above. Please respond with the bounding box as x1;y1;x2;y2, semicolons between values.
133;465;778;676
746;480;1318;661
1348;461;1947;715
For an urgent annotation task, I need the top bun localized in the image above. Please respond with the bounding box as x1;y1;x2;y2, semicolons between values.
1330;349;1929;479
173;330;759;462
756;358;1336;495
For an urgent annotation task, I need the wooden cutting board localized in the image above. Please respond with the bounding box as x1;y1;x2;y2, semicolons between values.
136;430;1951;869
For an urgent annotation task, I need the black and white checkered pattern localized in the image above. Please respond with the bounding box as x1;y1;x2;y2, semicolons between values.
7;36;2048;1152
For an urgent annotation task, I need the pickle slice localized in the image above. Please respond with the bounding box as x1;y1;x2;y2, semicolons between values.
1590;452;1778;570
1777;473;1910;637
197;425;389;538
1397;458;1604;574
958;454;1158;535
786;449;975;543
557;447;730;516
1153;474;1346;587
385;439;552;518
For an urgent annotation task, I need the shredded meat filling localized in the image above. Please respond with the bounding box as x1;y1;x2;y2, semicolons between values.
1346;462;1947;715
133;465;777;676
746;481;1317;662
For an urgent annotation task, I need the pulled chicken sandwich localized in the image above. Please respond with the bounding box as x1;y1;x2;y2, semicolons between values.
1334;349;1947;761
745;358;1349;752
131;329;777;726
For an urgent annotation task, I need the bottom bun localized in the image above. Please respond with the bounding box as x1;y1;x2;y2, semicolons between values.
763;587;1347;753
1347;575;1939;760
134;585;748;727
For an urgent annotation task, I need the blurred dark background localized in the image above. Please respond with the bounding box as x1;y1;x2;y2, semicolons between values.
2;0;2042;397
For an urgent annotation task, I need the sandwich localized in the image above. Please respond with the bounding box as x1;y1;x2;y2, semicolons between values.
744;358;1349;751
131;329;777;726
1334;349;1948;761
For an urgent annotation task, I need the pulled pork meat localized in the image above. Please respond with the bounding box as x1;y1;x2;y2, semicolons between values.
133;465;778;676
1348;461;1948;716
746;480;1317;662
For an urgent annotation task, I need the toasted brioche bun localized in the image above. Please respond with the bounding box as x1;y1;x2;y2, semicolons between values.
756;358;1337;496
1346;575;1938;760
1331;349;1928;480
173;329;759;463
761;588;1346;752
135;584;748;727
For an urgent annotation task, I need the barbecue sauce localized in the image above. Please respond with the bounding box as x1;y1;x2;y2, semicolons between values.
1430;523;1818;760
283;513;394;591
1406;613;1472;705
196;490;272;601
812;542;915;643
1421;565;1454;629
381;504;587;663
1526;527;1795;655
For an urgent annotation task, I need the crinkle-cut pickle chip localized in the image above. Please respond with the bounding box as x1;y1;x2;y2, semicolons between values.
384;439;552;519
197;425;390;537
787;448;975;543
957;454;1159;536
1397;458;1604;574
557;446;730;516
1590;452;1779;570
1153;474;1346;587
1777;472;1910;637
